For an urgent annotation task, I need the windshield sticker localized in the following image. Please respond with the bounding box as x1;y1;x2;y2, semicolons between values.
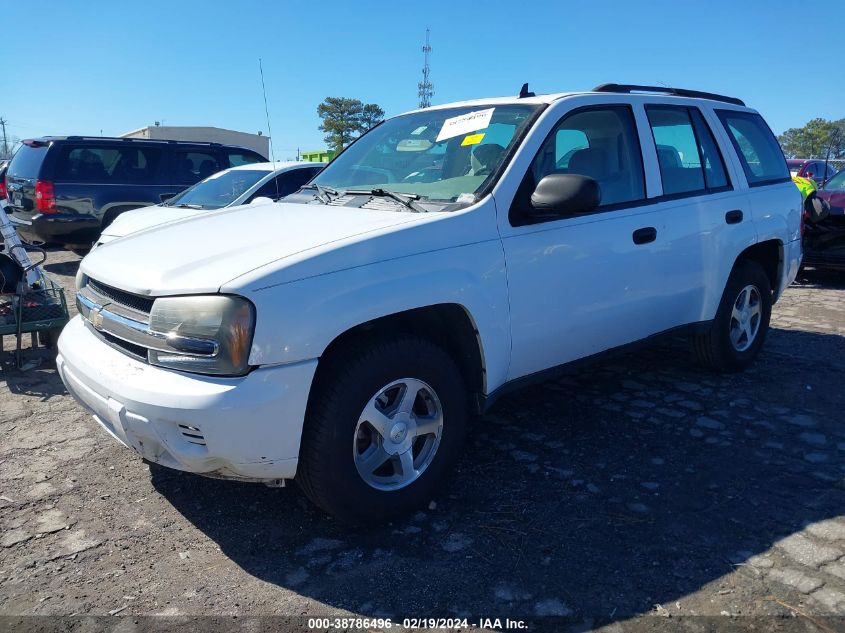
461;133;485;146
436;108;495;142
411;126;428;136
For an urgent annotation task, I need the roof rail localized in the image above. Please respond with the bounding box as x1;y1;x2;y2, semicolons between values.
592;83;745;107
62;136;230;147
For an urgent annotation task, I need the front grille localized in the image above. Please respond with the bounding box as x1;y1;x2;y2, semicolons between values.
94;328;148;361
87;279;154;314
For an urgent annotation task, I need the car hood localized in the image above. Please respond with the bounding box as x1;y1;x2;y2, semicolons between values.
101;204;209;240
81;201;431;295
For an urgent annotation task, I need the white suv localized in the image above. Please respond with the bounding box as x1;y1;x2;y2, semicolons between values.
58;84;802;522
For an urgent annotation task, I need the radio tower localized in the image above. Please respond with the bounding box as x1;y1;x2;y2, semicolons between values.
418;28;433;109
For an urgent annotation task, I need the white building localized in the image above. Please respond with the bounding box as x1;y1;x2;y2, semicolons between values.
121;125;269;159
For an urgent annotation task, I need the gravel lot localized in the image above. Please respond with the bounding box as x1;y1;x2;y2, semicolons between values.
1;249;845;629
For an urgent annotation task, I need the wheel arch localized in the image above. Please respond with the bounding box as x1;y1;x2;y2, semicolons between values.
735;239;784;299
313;303;488;414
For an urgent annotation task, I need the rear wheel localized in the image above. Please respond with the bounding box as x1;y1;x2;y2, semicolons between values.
297;335;468;523
693;259;772;372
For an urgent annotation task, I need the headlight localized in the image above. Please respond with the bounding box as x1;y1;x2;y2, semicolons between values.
147;295;255;376
75;270;87;291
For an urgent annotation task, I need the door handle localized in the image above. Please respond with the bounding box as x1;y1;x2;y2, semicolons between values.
632;227;657;245
725;209;743;224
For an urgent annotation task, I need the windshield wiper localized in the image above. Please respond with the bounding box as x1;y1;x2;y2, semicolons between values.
346;188;427;213
302;183;340;204
170;203;204;210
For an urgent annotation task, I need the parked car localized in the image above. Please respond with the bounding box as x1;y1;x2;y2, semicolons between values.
58;84;801;523
805;169;845;269
4;136;266;252
96;161;325;246
787;158;837;185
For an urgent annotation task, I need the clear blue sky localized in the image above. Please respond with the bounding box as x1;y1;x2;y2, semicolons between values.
4;0;842;159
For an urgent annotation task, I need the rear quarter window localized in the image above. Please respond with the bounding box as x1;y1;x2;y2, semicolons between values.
227;150;264;167
716;110;789;186
8;143;49;179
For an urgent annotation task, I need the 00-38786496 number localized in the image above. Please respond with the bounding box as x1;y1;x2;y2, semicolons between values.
306;617;472;630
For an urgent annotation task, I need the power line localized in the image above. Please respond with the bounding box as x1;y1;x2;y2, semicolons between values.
418;28;433;109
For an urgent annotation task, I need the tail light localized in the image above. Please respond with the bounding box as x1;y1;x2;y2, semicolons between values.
35;180;57;213
0;176;6;200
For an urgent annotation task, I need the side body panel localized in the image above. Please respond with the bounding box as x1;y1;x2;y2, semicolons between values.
238;201;514;394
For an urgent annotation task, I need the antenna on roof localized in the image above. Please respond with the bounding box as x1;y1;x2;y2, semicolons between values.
518;83;535;99
258;58;280;200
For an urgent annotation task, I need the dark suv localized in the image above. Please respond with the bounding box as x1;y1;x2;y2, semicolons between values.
5;137;266;250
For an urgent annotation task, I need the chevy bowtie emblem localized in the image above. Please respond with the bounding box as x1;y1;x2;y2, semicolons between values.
90;309;104;330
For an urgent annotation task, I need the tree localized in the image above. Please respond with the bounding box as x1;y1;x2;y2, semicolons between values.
317;97;364;153
317;97;385;152
361;103;385;131
778;118;845;159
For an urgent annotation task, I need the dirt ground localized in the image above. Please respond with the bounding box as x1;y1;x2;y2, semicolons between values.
2;248;845;631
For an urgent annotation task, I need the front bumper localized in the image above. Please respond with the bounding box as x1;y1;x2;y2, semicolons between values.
57;315;317;480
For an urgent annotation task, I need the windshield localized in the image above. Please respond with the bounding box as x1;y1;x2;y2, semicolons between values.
165;169;269;209
824;170;845;190
309;104;540;206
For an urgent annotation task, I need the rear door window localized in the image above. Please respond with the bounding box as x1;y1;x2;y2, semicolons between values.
55;145;163;183
716;110;789;186
646;106;705;195
646;105;730;195
171;150;224;184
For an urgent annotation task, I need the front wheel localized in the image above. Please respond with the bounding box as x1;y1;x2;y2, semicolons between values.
693;259;772;372
296;335;468;523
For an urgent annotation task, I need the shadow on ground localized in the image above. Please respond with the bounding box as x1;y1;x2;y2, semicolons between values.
43;258;81;278
149;328;845;622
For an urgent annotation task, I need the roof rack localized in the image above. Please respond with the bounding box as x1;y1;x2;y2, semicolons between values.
592;83;745;107
63;135;224;146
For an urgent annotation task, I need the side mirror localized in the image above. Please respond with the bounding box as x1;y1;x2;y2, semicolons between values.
249;196;274;205
529;173;600;217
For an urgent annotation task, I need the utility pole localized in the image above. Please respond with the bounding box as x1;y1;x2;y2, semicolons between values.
0;117;8;159
418;28;433;109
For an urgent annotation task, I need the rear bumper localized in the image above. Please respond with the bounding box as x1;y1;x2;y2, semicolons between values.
803;251;845;271
57;315;317;481
11;211;100;245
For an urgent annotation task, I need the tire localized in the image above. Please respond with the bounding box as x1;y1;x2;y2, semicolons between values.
693;259;772;372
297;335;468;523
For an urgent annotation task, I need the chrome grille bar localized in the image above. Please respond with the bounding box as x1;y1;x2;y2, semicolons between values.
76;290;219;358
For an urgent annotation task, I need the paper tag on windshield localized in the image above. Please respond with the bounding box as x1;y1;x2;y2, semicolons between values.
436;108;495;142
